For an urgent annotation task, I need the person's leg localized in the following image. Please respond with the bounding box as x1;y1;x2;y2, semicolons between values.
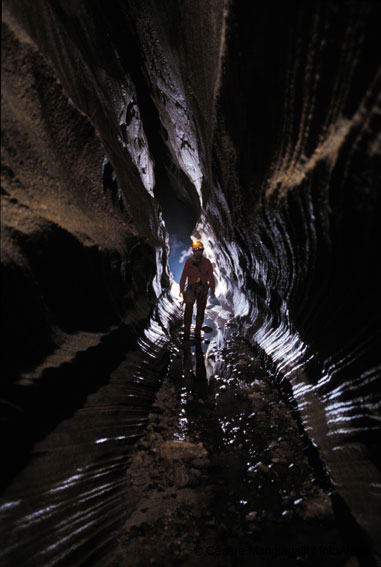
195;292;207;336
183;302;194;338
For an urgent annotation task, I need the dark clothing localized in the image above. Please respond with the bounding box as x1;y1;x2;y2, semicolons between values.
180;256;215;336
183;285;208;335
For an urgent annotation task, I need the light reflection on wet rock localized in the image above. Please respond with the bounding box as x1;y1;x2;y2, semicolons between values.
1;0;380;564
112;333;360;566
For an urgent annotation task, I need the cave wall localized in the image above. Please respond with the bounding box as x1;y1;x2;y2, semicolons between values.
200;1;381;553
2;0;172;386
200;1;381;554
1;0;381;561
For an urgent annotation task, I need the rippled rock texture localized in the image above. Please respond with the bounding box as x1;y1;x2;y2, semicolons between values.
1;0;380;565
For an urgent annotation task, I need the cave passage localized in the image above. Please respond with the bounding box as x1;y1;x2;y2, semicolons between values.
1;1;380;566
153;171;197;285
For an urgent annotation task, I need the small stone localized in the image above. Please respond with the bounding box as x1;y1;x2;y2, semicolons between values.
245;511;258;522
248;392;262;400
281;510;294;520
294;495;334;520
159;440;207;461
192;457;210;468
344;556;361;567
255;461;270;473
202;326;213;333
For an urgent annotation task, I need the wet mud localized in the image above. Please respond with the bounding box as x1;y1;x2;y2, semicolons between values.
109;328;364;567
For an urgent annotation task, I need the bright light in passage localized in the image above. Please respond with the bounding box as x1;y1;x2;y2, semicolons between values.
171;281;181;303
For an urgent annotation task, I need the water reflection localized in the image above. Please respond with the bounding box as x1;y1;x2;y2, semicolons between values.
182;340;208;399
178;339;210;443
0;292;179;567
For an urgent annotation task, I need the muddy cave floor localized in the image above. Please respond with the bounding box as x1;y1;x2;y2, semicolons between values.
107;324;365;567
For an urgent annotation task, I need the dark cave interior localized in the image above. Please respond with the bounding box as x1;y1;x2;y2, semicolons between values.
1;1;380;566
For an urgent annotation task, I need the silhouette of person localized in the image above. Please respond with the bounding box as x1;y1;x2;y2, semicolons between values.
179;241;215;340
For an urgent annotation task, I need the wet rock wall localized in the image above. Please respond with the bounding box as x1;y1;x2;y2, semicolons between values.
1;0;380;563
108;0;381;556
199;2;381;557
1;0;178;495
1;4;181;562
1;2;172;383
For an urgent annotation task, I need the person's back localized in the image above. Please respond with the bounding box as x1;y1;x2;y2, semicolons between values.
179;241;215;340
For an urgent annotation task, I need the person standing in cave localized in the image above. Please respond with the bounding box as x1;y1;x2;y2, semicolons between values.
179;240;215;341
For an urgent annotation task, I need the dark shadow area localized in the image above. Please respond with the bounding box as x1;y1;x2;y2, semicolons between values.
182;340;208;399
0;322;168;490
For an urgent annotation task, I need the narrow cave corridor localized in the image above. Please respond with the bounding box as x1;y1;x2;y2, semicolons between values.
1;2;380;566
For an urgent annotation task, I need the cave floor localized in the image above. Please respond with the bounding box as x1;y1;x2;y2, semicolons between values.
108;332;357;567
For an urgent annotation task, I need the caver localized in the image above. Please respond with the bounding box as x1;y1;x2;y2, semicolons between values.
179;241;215;340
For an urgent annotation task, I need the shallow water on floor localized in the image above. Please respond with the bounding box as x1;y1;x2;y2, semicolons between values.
0;340;171;567
168;329;361;566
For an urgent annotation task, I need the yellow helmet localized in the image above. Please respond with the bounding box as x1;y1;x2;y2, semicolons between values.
192;240;204;250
